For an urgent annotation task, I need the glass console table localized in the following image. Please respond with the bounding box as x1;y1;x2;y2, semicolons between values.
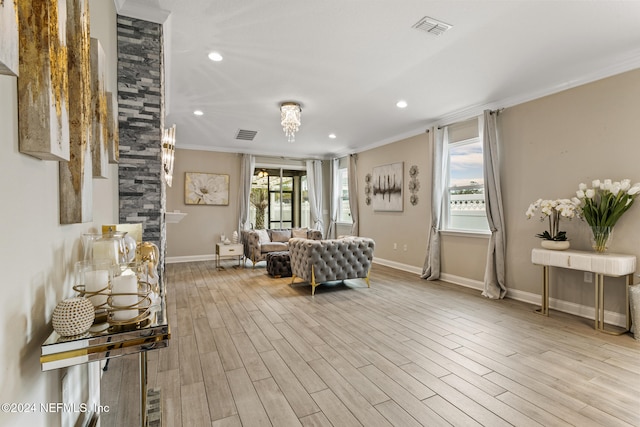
41;297;170;426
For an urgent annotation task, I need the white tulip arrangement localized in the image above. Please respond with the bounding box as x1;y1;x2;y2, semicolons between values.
575;179;640;227
574;179;640;251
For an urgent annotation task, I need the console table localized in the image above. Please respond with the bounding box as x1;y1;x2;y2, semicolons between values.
531;248;636;335
41;297;170;426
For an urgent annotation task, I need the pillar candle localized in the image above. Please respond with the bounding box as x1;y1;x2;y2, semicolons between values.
84;270;109;308
111;272;138;321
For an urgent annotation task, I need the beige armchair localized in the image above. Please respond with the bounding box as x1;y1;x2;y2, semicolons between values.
241;228;322;266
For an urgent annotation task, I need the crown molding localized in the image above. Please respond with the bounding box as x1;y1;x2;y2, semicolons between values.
351;54;640;156
177;143;327;160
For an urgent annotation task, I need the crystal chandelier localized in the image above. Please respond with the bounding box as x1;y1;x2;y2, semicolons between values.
280;102;301;143
162;124;176;187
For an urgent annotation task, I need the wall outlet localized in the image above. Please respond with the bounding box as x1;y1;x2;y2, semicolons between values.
403;244;408;251
393;243;397;250
584;272;592;283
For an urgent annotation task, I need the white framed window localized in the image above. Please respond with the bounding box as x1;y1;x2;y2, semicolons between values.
443;119;489;233
337;167;352;223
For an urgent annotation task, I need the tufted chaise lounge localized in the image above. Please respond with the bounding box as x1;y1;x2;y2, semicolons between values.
288;237;375;295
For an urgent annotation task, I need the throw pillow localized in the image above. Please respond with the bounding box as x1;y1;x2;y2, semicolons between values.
255;229;270;245
291;228;308;239
270;229;291;242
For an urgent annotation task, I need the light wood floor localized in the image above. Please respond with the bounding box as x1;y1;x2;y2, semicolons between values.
101;260;640;426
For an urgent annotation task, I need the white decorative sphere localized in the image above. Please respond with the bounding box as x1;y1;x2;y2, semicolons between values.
52;297;95;337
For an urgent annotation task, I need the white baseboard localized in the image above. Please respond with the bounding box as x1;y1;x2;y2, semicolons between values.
373;257;422;275
439;273;626;328
166;254;215;264
439;273;484;291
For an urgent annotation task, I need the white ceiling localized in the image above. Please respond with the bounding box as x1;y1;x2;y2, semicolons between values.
116;0;640;159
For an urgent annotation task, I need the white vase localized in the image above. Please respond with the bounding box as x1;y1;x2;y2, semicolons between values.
540;240;570;250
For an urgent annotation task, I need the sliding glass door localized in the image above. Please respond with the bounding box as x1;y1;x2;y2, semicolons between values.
250;168;308;230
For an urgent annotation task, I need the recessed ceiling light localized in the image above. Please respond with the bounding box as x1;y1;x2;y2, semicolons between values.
193;110;204;116
396;100;408;109
329;133;337;139
208;51;223;62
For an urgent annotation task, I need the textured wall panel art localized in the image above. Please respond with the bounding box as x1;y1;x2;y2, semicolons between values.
372;162;404;212
17;0;70;161
60;0;92;224
106;91;119;164
0;0;18;75
90;37;108;178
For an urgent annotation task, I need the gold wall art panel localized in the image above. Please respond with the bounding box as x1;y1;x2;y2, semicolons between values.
0;0;18;76
106;91;119;164
90;37;108;178
60;0;92;224
17;0;70;161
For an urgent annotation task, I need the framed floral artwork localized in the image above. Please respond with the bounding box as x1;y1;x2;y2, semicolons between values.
185;172;229;205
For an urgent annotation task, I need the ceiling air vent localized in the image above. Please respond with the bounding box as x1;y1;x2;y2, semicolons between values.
235;129;258;141
412;16;452;36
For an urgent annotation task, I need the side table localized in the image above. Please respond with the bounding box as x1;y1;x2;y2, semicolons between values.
216;243;244;269
531;248;636;335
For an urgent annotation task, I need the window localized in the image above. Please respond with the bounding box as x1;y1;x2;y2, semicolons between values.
443;120;489;233
337;167;352;223
249;168;308;229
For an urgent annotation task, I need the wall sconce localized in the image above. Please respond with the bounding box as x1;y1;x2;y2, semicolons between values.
162;125;176;186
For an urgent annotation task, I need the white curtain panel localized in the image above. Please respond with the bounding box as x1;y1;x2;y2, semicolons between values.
326;158;340;238
237;154;255;233
348;154;359;236
421;127;447;280
306;159;324;233
482;110;507;299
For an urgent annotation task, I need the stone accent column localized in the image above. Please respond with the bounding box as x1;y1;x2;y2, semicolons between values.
116;16;166;277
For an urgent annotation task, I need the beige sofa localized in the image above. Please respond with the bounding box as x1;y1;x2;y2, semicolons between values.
289;237;375;295
241;228;322;266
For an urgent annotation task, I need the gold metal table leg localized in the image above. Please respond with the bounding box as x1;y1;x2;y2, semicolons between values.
626;273;632;331
594;273;629;335
535;265;549;316
595;274;599;330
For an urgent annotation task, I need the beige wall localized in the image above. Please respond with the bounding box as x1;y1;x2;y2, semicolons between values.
165;150;241;258
357;133;431;269
502;68;640;313
0;1;118;425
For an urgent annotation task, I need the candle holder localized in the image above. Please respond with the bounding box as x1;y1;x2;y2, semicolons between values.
80;233;102;260
73;260;113;316
107;262;152;329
